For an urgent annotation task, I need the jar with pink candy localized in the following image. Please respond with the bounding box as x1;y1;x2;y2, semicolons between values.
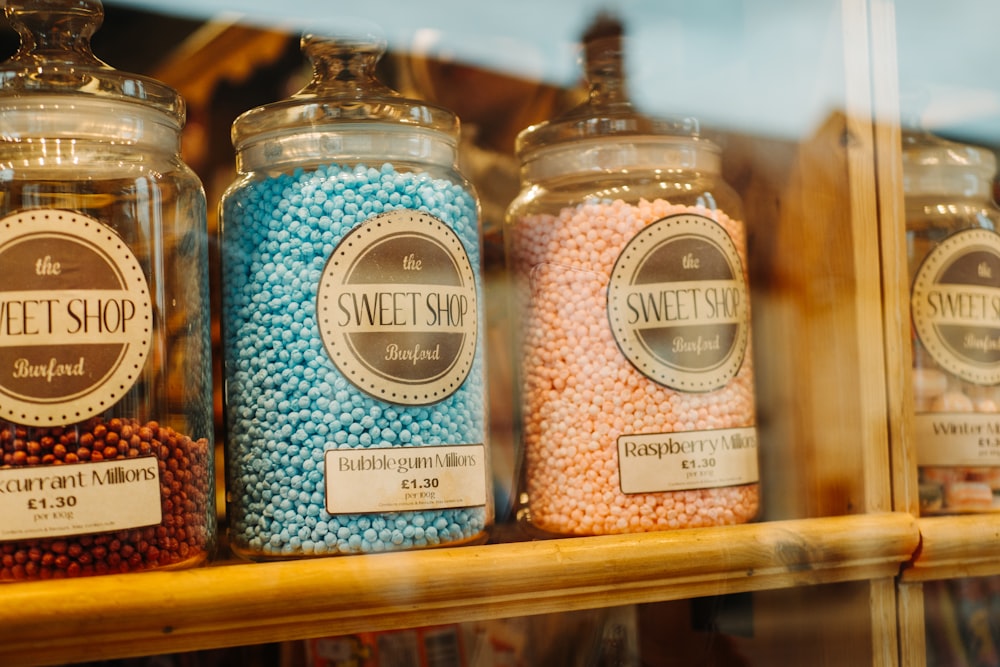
504;16;760;537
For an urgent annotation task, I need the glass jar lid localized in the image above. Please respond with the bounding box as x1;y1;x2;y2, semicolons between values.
231;28;460;169
902;129;996;199
0;0;184;128
515;14;719;181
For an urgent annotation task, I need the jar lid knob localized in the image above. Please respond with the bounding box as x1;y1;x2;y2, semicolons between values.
5;0;105;68
230;22;459;151
582;13;628;108
296;28;394;99
514;12;707;158
0;0;184;125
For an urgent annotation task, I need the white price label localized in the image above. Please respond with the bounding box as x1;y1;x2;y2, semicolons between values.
0;456;162;540
618;427;759;494
325;444;488;514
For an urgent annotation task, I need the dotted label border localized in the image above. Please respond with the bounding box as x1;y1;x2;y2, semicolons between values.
0;209;152;425
317;210;479;406
607;213;749;393
911;227;1000;385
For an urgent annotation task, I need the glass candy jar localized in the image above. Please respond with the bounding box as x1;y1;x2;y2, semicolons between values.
0;0;215;580
220;31;492;559
505;19;760;537
905;129;1000;514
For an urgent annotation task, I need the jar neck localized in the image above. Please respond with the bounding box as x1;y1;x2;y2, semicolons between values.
0;95;181;153
235;123;457;174
903;169;995;201
520;136;721;185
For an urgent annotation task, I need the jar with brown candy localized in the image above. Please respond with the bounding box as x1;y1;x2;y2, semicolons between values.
0;0;214;580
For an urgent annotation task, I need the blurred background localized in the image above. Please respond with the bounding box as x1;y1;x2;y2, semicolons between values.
4;1;1000;665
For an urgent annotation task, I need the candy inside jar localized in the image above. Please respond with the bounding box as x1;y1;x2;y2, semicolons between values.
1;419;212;579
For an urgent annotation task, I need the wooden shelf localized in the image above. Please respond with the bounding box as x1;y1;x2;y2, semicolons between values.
0;512;918;667
902;515;1000;583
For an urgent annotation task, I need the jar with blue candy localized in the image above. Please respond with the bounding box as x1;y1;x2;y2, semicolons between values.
220;30;493;558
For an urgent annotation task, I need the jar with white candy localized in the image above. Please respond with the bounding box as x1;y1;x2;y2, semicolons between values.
905;128;1000;514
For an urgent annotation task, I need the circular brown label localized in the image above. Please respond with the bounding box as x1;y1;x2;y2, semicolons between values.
607;213;749;392
317;210;478;405
911;227;1000;385
0;210;152;425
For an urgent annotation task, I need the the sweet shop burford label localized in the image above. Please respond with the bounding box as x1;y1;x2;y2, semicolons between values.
0;209;161;540
317;209;487;514
912;227;1000;467
607;212;759;494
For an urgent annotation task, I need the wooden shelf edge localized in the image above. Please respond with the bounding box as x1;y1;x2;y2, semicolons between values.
0;512;918;667
901;515;1000;582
